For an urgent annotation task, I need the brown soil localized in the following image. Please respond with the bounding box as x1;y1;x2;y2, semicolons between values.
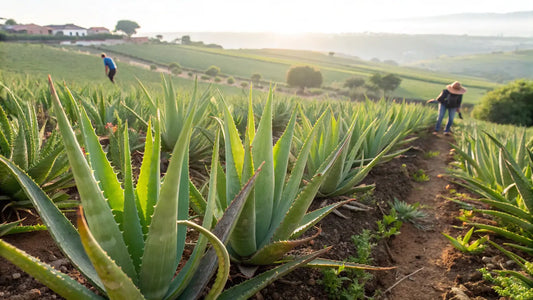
0;131;501;299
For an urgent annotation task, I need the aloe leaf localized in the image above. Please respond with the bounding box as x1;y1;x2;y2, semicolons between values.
189;180;207;217
122;124;144;275
305;258;396;270
0;220;22;236
271;132;349;243
0;224;47;235
462;227;474;243
78;102;124;214
217;247;330;300
169;166;261;300
0;239;102;300
48;76;136;280
290;199;352;239
0;155;104;290
135;119;160;229
245;229;321;265
26;146;62;184
502;158;533;213
0;104;13;157
473;223;533;246
442;232;467;251
251;89;275;243
12;126;28;169
77;208;145;299
139;105;194;299
476;209;533;233
273;108;297;210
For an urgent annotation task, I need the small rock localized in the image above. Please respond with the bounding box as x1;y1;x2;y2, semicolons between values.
50;258;69;269
307;278;315;285
485;263;496;270
254;291;264;300
505;260;516;267
481;256;492;264
468;271;482;282
18;283;28;291
12;273;21;279
60;266;68;272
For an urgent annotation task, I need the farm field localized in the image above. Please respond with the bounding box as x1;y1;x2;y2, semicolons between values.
409;49;533;83
95;43;499;103
0;39;532;300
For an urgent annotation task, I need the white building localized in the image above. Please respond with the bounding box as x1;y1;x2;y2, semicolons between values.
47;24;87;37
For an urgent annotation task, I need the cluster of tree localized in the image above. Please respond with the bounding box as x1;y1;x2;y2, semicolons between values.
342;73;402;100
472;79;533;126
177;35;222;48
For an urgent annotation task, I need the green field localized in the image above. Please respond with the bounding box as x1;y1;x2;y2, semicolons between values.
409;49;533;83
0;42;500;103
95;43;499;103
0;43;247;95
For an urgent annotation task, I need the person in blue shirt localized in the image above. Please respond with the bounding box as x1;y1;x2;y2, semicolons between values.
427;81;466;136
101;53;117;83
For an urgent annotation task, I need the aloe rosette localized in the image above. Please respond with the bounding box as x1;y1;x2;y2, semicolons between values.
0;76;258;299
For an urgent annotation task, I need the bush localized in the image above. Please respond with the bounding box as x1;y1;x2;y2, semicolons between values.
205;65;220;77
240;82;248;88
251;73;262;83
343;77;365;89
472;79;533;126
286;66;323;89
188;72;193;77
200;75;211;80
168;62;181;75
150;65;157;71
214;77;221;83
227;76;235;84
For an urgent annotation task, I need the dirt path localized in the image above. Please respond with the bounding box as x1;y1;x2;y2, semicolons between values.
376;133;459;299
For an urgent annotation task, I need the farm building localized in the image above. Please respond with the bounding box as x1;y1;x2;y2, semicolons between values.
47;24;87;37
4;24;52;35
88;27;111;35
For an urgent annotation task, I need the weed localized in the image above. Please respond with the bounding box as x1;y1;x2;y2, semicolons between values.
376;209;402;239
412;169;430;182
423;150;440;159
390;198;428;229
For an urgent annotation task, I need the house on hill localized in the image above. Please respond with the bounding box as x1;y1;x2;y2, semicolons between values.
47;24;87;36
4;24;51;35
88;27;111;35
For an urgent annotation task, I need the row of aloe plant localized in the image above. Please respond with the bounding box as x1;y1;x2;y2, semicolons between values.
449;121;533;296
0;75;433;298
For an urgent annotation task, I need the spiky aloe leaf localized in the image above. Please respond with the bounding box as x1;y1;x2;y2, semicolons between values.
0;155;104;291
139;104;194;299
272;108;297;210
48;76;136;282
77;208;145;299
168;163;261;300
475;209;533;233
290;199;352;239
244;229;321;265
217;247;330;300
305;258;396;270
0;223;46;236
473;223;533;246
121;123;144;274
0;239;102;300
0;220;23;236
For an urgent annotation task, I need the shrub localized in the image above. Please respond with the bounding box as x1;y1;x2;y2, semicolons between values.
240;82;248;88
205;65;220;77
200;75;211;80
343;77;365;89
150;64;157;71
168;62;181;75
286;66;323;90
214;77;221;83
227;76;235;84
472;79;533;126
251;73;262;83
188;72;193;77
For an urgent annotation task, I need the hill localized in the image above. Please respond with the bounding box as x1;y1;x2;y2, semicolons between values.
94;43;498;103
145;32;533;64
408;49;533;83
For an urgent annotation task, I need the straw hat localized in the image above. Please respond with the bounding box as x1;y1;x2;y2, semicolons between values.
446;81;467;95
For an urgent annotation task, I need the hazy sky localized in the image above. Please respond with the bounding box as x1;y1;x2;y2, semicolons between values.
3;0;533;34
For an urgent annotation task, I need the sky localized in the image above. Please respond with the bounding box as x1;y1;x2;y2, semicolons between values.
2;0;533;34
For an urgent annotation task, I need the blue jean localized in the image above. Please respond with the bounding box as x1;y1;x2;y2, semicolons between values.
435;104;457;133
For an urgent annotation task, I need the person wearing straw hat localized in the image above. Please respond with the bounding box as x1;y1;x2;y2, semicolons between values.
427;81;466;136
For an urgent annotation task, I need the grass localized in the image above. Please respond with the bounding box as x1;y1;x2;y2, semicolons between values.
0;43;250;96
94;43;498;103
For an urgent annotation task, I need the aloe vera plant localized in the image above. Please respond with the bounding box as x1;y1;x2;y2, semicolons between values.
0;82;74;209
0;76;258;299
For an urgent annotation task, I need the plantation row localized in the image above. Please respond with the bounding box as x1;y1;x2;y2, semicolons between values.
0;74;434;299
449;122;533;298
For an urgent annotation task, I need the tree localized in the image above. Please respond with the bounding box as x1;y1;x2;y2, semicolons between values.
328;52;335;57
115;20;140;37
156;34;163;40
5;19;17;25
472;79;533;126
169;62;182;75
286;66;323;91
205;65;220;77
343;77;365;89
181;35;191;45
369;73;401;97
251;73;262;84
